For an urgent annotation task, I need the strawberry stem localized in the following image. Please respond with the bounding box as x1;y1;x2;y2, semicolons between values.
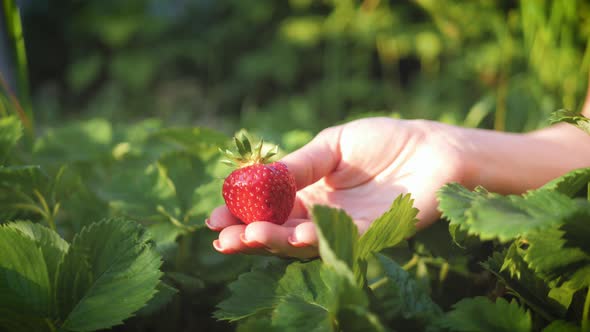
220;133;280;167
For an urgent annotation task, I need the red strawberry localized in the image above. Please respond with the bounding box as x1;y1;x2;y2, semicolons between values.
221;134;296;225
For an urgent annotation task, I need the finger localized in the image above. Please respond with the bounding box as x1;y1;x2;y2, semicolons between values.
289;221;318;247
287;196;308;220
244;222;318;259
410;187;442;230
283;217;309;228
214;224;268;255
281;126;342;190
208;205;241;231
287;219;370;248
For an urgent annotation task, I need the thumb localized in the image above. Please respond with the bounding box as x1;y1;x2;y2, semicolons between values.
280;126;342;190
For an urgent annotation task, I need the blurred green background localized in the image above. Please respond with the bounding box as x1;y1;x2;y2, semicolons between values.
4;0;590;145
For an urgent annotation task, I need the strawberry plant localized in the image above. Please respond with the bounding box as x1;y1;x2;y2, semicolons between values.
2;106;590;331
0;219;162;331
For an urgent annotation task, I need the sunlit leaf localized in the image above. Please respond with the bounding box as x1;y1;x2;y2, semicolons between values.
357;194;417;260
56;218;162;331
436;297;531;332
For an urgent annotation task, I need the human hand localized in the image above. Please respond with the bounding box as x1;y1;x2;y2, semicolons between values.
206;117;470;258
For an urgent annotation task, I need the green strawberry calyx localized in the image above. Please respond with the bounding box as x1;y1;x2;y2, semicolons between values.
219;133;279;168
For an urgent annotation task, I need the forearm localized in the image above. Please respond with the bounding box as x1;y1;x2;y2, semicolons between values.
459;123;590;194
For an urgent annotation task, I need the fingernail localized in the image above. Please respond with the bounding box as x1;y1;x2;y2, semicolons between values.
206;218;222;231
240;233;266;249
287;234;308;248
212;240;237;254
212;239;223;251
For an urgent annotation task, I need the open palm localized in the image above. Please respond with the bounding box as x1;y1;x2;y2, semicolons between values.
207;118;467;258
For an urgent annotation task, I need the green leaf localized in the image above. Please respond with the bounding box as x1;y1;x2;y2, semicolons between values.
236;316;276;332
0;165;48;219
216;260;369;329
437;297;531;332
549;109;590;135
215;262;287;321
0;116;22;162
6;221;68;310
274;261;369;331
271;295;334;332
540;168;590;197
524;226;590;285
147;222;182;256
312;205;358;271
56;218;162;331
437;183;489;230
277;260;368;312
438;184;580;242
467;190;575;242
542;320;580;332
186;179;225;225
0;224;51;318
561;207;590;255
357;194;418;260
0;164;46;190
33;118;113;163
96;163;178;221
372;254;442;325
0;310;50;332
482;249;567;320
159;151;222;226
547;283;576;312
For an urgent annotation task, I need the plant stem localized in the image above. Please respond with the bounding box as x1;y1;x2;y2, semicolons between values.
44;318;56;332
368;276;388;290
583;287;590;332
402;255;419;270
33;189;56;230
2;0;33;133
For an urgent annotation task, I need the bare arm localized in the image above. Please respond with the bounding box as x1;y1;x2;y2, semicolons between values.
461;73;590;194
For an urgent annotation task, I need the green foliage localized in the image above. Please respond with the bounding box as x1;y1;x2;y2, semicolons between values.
0;116;236;330
437;183;580;242
372;253;442;326
356;194;418;260
216;196;418;331
0;116;22;161
543;321;581;332
217;259;371;331
438;167;590;330
0;219;162;332
21;0;590;135
312;205;358;270
436;297;532;332
57;218;162;331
